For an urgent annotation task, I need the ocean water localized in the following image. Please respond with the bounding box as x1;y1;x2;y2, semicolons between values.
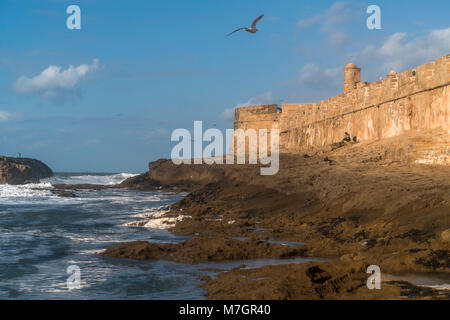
0;173;322;300
0;173;194;299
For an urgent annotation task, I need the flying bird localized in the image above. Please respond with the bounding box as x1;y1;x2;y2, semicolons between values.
228;14;264;36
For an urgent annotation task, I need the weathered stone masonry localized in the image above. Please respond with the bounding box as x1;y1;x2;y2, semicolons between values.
233;55;450;164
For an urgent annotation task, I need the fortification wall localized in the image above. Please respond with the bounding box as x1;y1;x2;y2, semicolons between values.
234;104;280;131
233;55;450;163
282;86;449;151
233;104;280;155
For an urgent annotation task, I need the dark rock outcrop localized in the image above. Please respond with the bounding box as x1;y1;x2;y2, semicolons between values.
101;235;307;264
118;158;228;192
0;156;53;185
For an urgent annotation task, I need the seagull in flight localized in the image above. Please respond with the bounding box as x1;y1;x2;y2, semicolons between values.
228;14;264;36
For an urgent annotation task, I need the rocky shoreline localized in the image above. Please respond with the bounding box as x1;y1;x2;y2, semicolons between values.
101;235;308;264
100;138;450;299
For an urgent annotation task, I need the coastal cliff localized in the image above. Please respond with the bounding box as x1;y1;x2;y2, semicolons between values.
0;156;53;185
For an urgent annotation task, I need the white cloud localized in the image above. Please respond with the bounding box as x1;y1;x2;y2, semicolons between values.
299;64;340;87
220;108;235;121
328;31;348;46
12;59;100;103
376;28;450;72
0;110;19;122
220;91;276;121
297;1;360;46
296;64;342;101
155;128;169;136
298;2;351;29
236;91;275;108
348;28;450;77
294;27;450;100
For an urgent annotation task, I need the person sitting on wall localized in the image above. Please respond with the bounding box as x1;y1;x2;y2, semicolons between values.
343;132;351;142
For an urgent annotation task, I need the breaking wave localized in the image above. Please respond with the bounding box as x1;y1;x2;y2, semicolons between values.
0;182;54;200
45;173;138;185
0;173;139;205
123;205;191;230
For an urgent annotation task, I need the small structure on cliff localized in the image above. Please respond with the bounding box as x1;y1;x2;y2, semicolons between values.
233;54;450;165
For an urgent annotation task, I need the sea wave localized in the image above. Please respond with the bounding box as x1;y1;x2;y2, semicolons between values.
0;182;54;199
124;206;190;229
125;215;189;229
0;173;138;204
45;173;138;186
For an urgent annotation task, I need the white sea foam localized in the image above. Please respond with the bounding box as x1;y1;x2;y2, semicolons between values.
423;283;450;291
142;215;189;229
131;209;169;219
125;205;190;229
79;249;105;255
0;182;53;199
46;173;138;186
0;173;138;205
0;182;86;206
64;234;123;243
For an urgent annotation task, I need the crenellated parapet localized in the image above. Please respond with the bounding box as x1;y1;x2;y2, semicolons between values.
233;54;450;164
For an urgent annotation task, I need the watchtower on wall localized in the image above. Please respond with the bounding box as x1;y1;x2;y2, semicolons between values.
343;63;361;93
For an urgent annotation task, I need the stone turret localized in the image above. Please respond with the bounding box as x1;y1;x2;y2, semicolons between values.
344;63;361;93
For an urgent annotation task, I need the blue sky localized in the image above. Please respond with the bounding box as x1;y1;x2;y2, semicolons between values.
1;0;449;172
